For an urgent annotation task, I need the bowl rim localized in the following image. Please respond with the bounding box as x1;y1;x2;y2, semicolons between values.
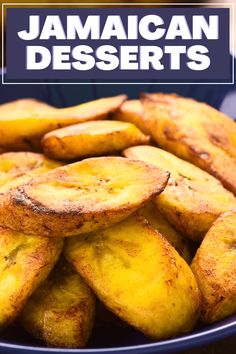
1;316;236;353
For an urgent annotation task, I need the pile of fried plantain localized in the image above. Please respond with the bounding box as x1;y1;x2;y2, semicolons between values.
0;94;234;348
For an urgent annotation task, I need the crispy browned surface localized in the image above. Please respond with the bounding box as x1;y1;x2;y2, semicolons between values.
0;152;62;193
0;157;169;237
0;95;127;151
0;227;63;329
141;93;236;195
42;120;149;160
112;100;150;134
123;145;236;241
191;210;236;324
137;202;191;263
21;259;95;348
64;213;201;340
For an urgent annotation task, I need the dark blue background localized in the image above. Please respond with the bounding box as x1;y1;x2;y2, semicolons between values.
1;61;236;119
6;7;231;83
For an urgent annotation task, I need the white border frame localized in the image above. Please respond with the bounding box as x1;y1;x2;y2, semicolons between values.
1;2;235;85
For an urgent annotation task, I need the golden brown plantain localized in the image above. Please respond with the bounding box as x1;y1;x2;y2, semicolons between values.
112;100;149;134
0;152;62;193
141;93;236;195
0;98;54;114
0;95;126;152
42;120;149;160
0;156;169;237
123;145;236;241
0;227;63;329
21;258;95;348
191;210;236;324
137;202;191;263
64;213;201;340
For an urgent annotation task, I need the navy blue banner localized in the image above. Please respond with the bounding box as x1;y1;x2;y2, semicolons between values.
5;7;231;83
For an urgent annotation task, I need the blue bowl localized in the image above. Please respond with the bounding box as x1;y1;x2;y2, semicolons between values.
1;73;236;353
0;314;236;354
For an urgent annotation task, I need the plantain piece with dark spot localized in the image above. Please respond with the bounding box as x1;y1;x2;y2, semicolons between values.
0;152;62;194
64;213;201;340
191;210;236;324
123;145;236;242
141;93;236;195
0;95;127;152
21;258;95;348
0;156;169;237
0;227;63;329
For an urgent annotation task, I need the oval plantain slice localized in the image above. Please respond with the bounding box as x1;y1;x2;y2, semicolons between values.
123;145;236;242
0;152;62;194
0;156;169;237
64;213;201;340
42;120;150;160
137;202;191;263
191;210;236;324
21;258;95;348
141;93;236;195
0;95;127;152
112;99;150;134
0;227;63;329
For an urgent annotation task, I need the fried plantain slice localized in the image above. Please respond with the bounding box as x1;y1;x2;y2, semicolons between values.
141;93;236;195
64;213;201;340
0;98;54;115
137;202;191;263
123;145;236;241
0;152;62;194
0;95;126;152
0;227;63;329
42;120;150;160
191;210;236;323
0;156;169;237
21;258;95;348
112;100;150;134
